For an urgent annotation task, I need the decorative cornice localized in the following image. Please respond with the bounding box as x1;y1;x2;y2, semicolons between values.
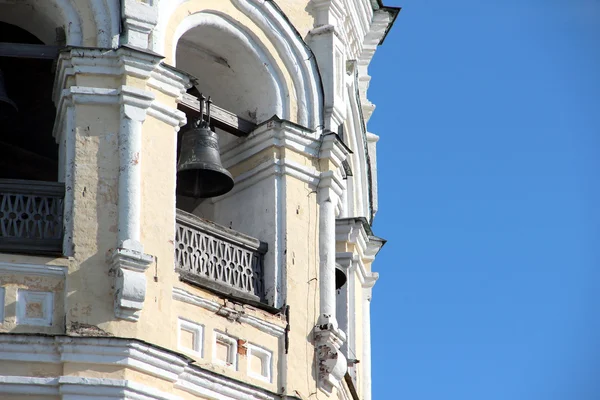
0;262;67;277
318;170;346;205
0;376;179;400
336;252;379;289
220;117;319;168
0;334;298;400
53;47;187;129
320;132;352;170
336;217;385;263
172;287;286;338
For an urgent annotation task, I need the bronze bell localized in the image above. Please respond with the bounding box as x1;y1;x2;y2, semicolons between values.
335;265;347;290
177;96;234;198
0;68;18;113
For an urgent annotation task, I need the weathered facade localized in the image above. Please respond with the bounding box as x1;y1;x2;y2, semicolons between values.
0;1;397;399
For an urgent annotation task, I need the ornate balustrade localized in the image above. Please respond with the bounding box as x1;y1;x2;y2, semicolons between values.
175;209;267;303
0;179;65;255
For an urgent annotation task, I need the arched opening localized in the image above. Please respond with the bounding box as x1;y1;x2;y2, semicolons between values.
0;21;64;255
173;13;285;222
171;14;285;306
0;22;58;181
0;1;72;46
174;13;285;124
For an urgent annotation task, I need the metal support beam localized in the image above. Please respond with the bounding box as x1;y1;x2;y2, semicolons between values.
178;93;256;137
0;43;60;59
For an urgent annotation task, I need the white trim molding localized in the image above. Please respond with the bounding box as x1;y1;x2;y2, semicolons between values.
178;318;205;358
0;335;298;400
0;262;67;277
16;290;53;327
172;287;286;338
213;331;238;370
246;343;273;383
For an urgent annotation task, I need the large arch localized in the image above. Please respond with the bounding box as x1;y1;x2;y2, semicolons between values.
0;0;120;47
156;0;324;129
173;11;287;123
0;0;83;45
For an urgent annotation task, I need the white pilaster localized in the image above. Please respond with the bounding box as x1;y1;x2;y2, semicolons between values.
314;133;350;395
53;47;189;321
112;86;155;321
335;217;384;399
118;87;154;248
361;277;377;400
307;0;347;132
121;0;159;49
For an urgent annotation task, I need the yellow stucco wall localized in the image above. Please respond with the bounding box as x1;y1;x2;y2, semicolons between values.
0;1;376;398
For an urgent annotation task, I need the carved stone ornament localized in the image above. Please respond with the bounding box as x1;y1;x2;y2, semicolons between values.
315;315;347;395
109;241;154;321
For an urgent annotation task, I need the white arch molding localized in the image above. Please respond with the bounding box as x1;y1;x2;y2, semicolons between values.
172;11;288;122
90;0;121;48
0;0;119;47
0;0;82;45
155;0;324;130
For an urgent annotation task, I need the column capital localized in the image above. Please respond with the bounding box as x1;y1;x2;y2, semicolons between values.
120;86;155;121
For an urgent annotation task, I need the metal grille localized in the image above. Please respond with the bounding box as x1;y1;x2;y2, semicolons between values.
175;210;266;302
0;179;65;255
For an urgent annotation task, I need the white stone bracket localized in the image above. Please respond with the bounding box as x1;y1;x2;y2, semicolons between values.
314;320;347;395
109;245;155;322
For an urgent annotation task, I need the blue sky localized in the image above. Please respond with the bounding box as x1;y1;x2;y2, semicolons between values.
368;1;600;399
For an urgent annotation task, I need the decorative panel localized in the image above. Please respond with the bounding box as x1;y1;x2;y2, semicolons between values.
178;318;204;357
247;343;272;382
213;331;237;370
16;290;53;326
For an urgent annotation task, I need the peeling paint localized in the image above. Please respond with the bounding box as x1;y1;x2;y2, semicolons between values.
69;322;113;337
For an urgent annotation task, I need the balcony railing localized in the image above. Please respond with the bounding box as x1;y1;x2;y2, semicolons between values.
0;179;65;255
175;209;267;303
